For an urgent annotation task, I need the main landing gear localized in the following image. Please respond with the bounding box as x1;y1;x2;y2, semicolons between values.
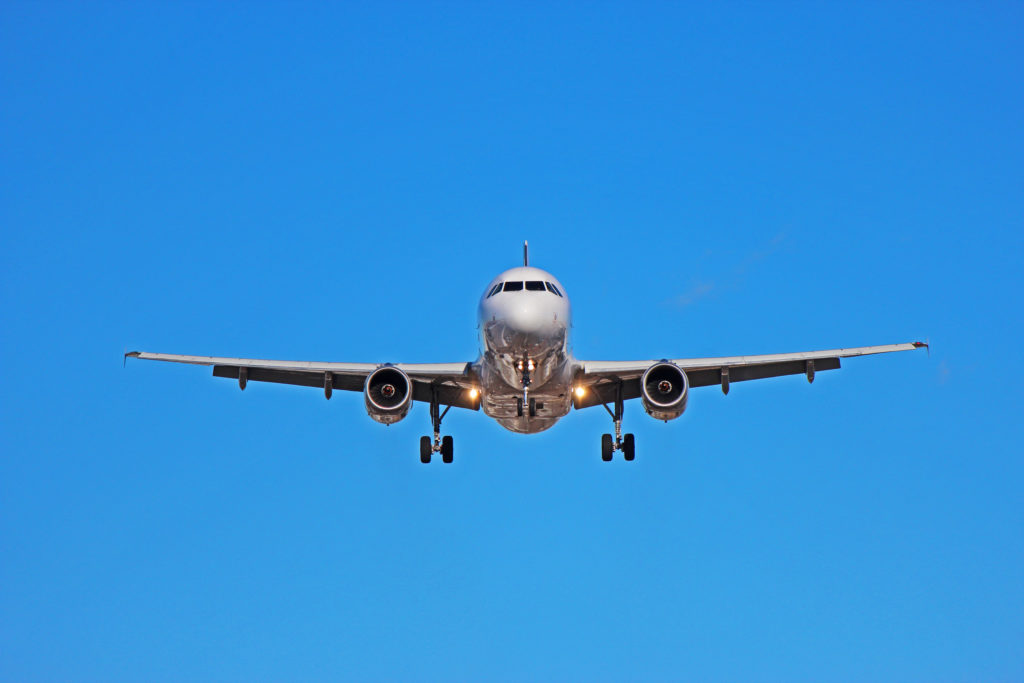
600;381;635;462
420;386;454;464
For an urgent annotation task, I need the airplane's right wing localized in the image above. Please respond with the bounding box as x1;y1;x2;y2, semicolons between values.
125;351;480;409
572;342;927;409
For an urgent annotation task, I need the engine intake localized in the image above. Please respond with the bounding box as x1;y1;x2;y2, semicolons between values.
364;366;413;424
641;362;689;421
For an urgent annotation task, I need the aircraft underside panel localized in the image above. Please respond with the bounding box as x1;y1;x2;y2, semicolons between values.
479;354;573;434
495;416;562;434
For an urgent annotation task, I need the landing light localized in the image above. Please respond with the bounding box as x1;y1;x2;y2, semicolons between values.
469;388;479;399
574;386;585;398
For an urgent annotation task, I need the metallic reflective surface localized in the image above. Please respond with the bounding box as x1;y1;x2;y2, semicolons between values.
364;366;413;424
640;362;689;421
125;249;928;439
477;266;573;433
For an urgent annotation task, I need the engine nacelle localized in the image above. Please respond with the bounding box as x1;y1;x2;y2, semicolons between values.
364;366;413;424
640;362;689;421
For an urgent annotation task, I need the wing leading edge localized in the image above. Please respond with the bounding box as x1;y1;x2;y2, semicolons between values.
125;351;480;410
573;342;927;409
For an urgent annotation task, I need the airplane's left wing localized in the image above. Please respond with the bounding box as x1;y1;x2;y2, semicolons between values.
572;342;927;409
125;351;480;409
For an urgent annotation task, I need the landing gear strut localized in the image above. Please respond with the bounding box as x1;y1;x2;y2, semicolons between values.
421;386;454;464
517;357;536;418
600;381;635;462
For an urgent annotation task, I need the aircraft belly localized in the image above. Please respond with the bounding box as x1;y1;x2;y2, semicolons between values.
495;416;561;434
480;367;573;434
482;390;571;433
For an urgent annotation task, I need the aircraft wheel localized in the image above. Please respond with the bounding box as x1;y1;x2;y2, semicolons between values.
601;433;613;462
622;433;635;461
420;436;432;464
441;435;454;464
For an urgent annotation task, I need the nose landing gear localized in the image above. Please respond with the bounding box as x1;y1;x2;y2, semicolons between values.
516;357;537;419
420;386;454;464
516;396;538;418
600;381;635;462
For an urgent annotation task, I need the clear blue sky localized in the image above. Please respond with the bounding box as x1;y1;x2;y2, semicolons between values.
2;3;1022;681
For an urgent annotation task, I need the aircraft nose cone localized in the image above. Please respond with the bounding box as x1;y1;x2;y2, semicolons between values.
506;305;546;334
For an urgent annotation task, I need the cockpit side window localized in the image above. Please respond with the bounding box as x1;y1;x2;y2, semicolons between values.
545;282;563;297
487;283;503;298
525;281;545;291
503;281;524;292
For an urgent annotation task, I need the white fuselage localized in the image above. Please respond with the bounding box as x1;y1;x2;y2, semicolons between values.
477;266;574;433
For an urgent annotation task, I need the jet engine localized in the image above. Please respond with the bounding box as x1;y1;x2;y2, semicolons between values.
364;366;413;424
640;362;689;421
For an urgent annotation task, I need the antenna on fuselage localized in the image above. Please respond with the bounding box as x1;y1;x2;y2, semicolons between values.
523;240;529;266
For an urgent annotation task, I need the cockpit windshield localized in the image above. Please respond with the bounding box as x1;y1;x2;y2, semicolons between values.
489;280;564;296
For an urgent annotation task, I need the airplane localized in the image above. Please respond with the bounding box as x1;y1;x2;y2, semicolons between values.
125;242;927;464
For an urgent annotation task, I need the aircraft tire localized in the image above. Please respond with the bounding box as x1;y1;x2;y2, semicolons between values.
441;435;454;464
622;433;635;461
420;436;432;464
601;434;613;461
